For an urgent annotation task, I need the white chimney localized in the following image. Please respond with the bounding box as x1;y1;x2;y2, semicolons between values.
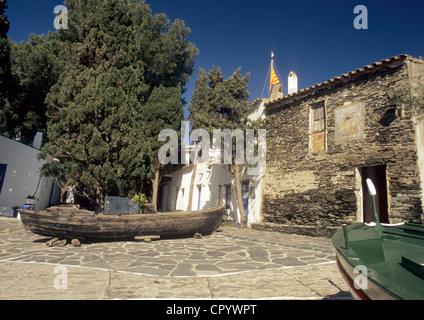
288;71;298;94
32;132;43;150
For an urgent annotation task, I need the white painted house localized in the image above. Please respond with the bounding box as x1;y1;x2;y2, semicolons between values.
158;99;266;226
0;133;61;217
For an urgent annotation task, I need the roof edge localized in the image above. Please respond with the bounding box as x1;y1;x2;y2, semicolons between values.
265;54;420;109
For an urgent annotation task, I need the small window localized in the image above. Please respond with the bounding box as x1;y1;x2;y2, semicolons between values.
310;101;327;153
311;102;326;134
0;164;7;195
225;184;231;209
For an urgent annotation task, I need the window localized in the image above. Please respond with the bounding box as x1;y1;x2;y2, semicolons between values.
225;184;231;209
0;164;7;195
196;184;202;210
311;103;326;133
310;101;326;153
242;181;249;216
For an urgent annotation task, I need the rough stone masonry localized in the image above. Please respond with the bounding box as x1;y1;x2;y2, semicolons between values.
255;55;424;237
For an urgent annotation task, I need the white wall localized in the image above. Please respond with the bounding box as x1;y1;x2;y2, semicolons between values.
160;100;266;225
164;163;231;213
414;117;424;222
0;135;60;216
162;162;262;226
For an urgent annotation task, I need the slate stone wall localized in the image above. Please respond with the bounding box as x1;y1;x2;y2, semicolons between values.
259;61;424;237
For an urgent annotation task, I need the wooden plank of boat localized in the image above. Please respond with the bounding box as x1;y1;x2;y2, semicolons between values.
45;237;60;247
19;206;224;241
134;235;160;242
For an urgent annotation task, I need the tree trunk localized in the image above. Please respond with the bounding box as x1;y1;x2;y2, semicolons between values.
233;163;247;228
187;144;199;211
151;169;160;212
95;188;106;214
187;162;197;211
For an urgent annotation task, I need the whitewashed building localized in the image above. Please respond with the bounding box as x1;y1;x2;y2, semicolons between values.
158;99;266;226
0;133;61;217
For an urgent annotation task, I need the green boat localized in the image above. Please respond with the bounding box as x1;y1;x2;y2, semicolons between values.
332;179;424;300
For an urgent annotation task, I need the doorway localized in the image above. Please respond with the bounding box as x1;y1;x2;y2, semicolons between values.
358;165;389;223
242;181;249;217
196;184;202;210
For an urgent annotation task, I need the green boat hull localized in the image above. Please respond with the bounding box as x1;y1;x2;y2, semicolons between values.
332;222;424;300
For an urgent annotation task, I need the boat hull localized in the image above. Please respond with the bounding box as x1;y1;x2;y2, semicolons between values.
332;222;424;300
19;206;224;240
335;252;397;300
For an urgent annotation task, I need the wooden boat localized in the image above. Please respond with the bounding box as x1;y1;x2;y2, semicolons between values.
19;205;224;240
332;179;424;300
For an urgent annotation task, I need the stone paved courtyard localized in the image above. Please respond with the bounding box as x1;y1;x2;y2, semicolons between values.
0;217;352;299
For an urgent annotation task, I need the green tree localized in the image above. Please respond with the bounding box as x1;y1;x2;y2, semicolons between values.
39;0;197;212
0;0;68;144
8;33;70;144
0;0;14;138
189;67;262;227
143;84;184;211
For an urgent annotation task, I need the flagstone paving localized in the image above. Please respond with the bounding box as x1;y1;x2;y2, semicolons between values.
0;217;335;277
0;216;352;299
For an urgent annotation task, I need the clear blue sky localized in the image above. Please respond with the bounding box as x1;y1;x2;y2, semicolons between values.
5;0;424;117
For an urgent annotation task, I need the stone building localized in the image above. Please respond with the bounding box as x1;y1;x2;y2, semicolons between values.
256;54;424;237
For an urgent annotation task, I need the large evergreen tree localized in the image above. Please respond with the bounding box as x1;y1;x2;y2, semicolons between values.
0;0;72;144
39;0;197;211
0;0;14;138
0;0;8;84
9;33;70;144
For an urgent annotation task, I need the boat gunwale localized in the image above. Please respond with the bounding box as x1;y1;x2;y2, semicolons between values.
19;206;225;220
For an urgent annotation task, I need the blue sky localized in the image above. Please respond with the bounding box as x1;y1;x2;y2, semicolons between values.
5;0;424;116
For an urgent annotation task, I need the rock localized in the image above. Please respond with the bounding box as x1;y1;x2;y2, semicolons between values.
71;239;81;247
53;239;67;247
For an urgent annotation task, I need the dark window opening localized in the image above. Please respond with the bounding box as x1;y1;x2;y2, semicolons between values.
225;184;231;209
0;164;7;196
